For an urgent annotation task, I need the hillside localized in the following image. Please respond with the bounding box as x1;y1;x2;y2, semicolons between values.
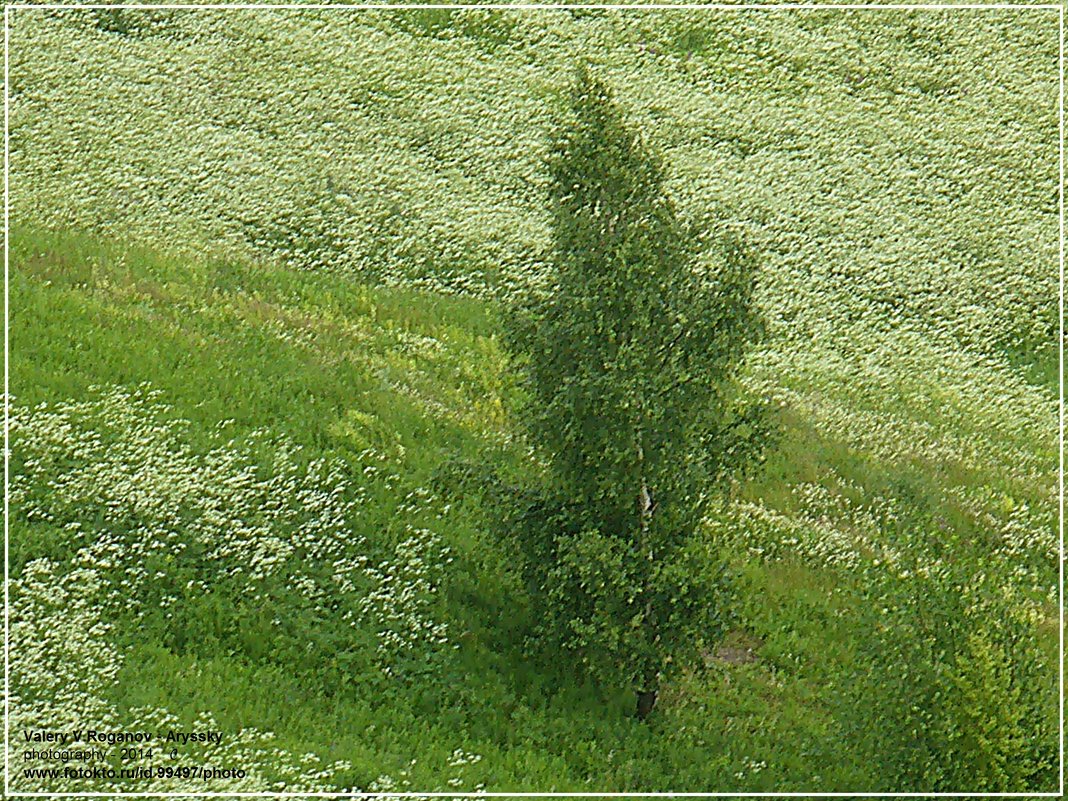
12;6;1059;356
11;221;1058;790
8;3;1062;794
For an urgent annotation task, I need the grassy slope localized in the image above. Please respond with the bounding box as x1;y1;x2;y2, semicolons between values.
12;226;1056;791
12;7;1059;360
9;3;1060;793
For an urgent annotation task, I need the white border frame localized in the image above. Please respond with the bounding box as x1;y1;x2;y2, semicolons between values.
2;2;1062;797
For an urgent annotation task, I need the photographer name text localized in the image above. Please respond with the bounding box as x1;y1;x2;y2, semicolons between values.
24;729;224;746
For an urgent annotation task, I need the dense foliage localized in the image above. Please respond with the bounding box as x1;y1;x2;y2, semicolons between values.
840;554;1056;791
504;68;765;716
8;4;1059;794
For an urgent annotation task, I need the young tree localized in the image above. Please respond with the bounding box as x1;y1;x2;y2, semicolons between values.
503;67;767;719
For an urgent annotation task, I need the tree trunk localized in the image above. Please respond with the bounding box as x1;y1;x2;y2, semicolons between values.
635;442;659;721
635;686;658;721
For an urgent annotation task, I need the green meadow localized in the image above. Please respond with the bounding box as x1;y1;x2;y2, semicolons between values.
8;4;1060;793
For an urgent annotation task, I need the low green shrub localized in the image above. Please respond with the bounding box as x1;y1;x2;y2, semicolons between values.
839;550;1056;792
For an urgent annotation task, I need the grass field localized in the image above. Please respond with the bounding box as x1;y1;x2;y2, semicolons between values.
8;4;1061;793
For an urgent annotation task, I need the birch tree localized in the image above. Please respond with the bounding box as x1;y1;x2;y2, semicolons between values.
504;67;768;719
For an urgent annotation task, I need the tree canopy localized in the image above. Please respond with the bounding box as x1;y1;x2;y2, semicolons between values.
503;66;768;717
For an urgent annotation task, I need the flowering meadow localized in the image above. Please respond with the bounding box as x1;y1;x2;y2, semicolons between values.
8;3;1061;793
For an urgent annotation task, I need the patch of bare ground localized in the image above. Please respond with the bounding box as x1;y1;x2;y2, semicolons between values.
705;629;763;667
